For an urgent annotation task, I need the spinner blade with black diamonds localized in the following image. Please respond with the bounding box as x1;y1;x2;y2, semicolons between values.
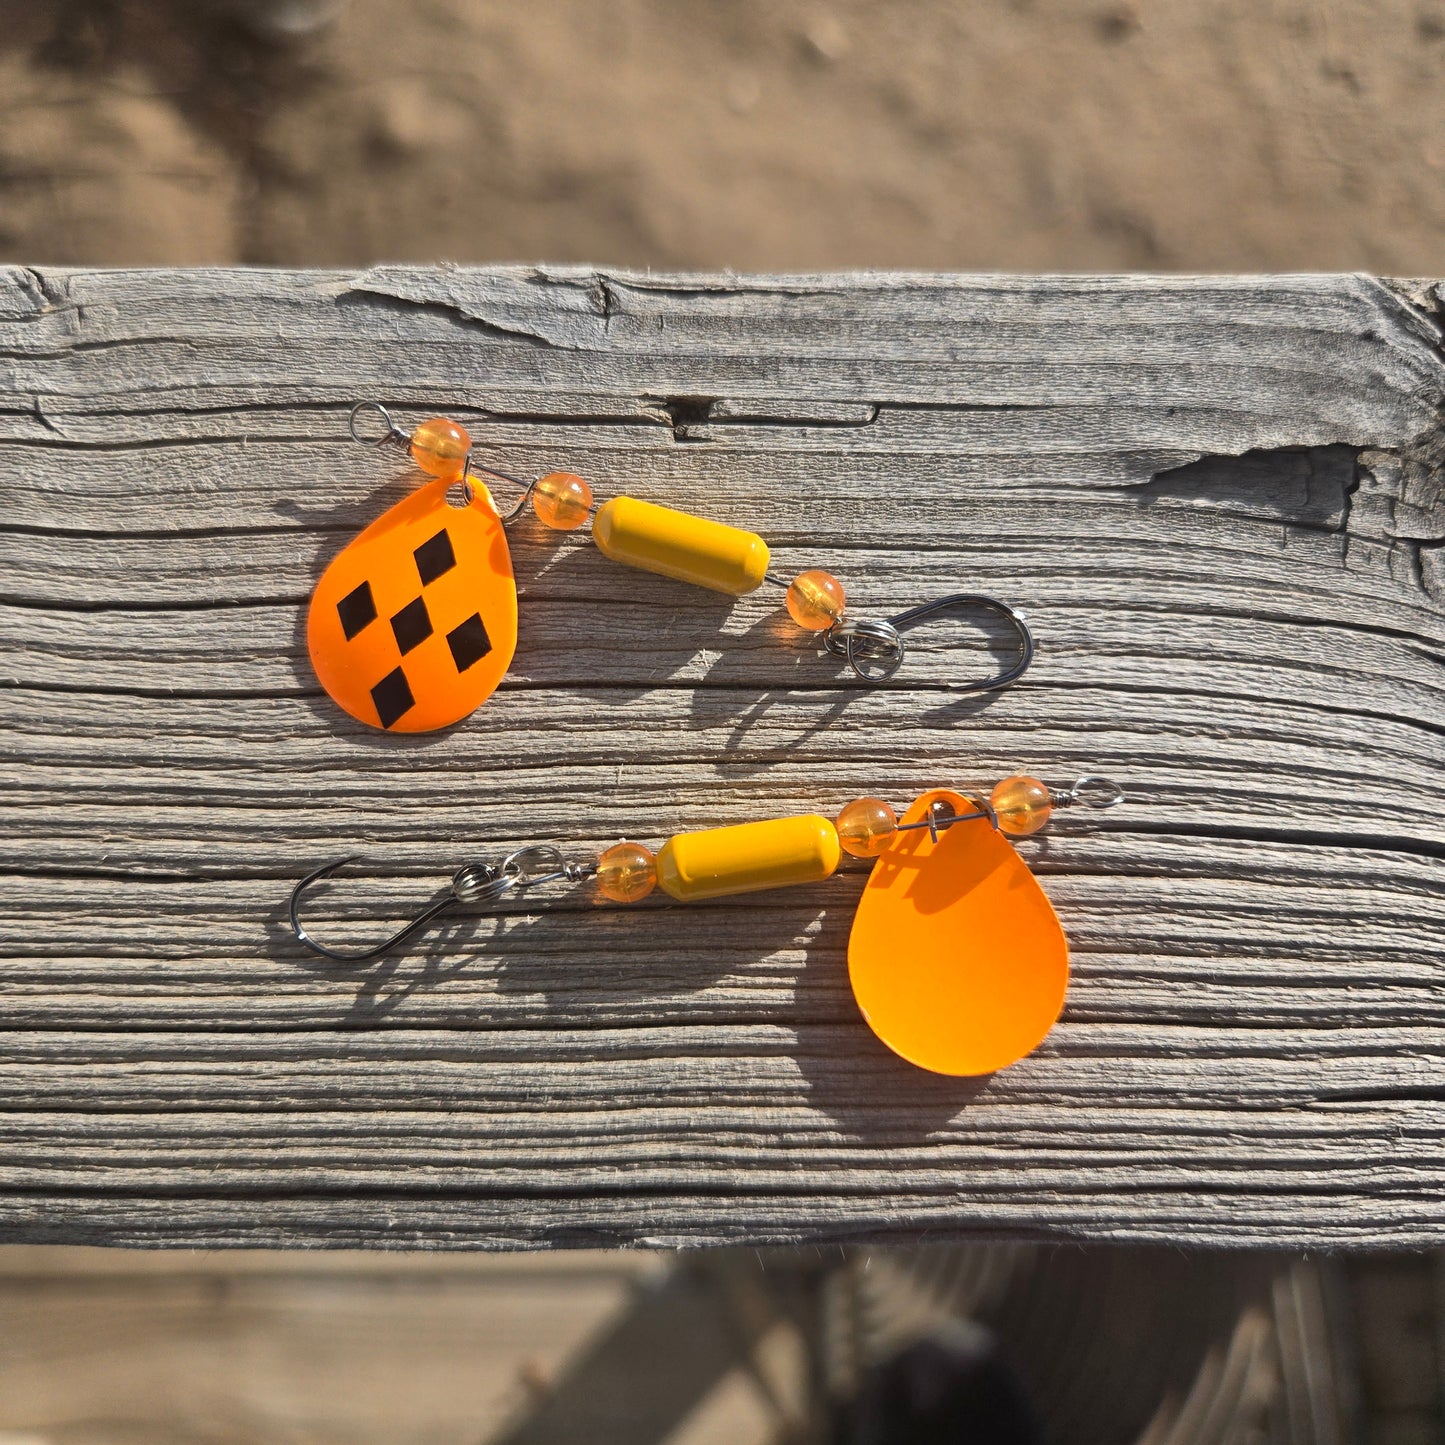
307;478;518;732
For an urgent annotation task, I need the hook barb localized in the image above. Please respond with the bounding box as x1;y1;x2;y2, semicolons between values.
288;857;463;963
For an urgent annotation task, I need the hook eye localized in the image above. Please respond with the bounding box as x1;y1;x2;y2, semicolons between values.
499;844;573;885
452;862;514;903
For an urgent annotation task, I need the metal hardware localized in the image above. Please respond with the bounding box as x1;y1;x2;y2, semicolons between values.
822;593;1035;687
289;848;597;962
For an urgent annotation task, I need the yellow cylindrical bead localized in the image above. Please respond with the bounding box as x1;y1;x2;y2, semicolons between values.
596;841;658;903
655;815;842;902
409;417;471;477
533;471;594;531
786;569;846;630
836;797;898;858
591;496;771;596
991;775;1054;836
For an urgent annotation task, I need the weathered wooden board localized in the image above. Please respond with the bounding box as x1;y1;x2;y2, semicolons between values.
0;266;1442;1248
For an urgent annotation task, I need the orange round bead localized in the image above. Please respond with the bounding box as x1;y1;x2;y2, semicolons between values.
409;417;471;478
835;797;898;858
990;775;1054;836
595;841;657;903
532;472;594;531
786;569;846;630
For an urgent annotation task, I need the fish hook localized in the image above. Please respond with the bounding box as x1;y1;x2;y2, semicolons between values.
822;592;1035;687
288;848;596;962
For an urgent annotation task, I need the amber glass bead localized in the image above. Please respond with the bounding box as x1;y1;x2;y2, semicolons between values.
786;569;846;630
596;841;657;903
991;775;1053;836
836;797;898;858
533;471;594;530
409;417;471;478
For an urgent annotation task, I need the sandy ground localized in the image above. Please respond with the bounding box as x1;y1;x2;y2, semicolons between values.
1;0;1443;273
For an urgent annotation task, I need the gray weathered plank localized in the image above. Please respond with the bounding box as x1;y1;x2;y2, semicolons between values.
1;265;1442;1248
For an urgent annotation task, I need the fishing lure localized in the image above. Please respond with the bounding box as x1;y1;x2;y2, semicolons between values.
306;402;1036;732
288;773;1123;1075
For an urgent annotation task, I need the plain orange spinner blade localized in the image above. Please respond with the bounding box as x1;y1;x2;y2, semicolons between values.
848;789;1069;1076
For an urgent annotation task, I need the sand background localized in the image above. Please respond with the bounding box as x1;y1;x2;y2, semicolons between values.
1;0;1443;273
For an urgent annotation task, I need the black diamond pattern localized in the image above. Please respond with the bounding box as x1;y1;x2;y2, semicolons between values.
336;581;377;640
446;613;493;673
413;529;457;586
390;595;433;655
370;666;416;729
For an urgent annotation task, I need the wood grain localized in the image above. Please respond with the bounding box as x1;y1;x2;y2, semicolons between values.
1;265;1442;1248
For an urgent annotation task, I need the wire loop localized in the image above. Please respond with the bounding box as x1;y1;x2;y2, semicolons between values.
459;446;539;526
1051;775;1126;810
348;400;411;449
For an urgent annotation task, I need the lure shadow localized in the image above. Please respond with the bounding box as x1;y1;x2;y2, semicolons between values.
509;537;739;703
274;471;414;531
684;608;1014;772
790;1019;996;1142
266;876;998;1139
265;875;822;1024
481;896;822;1014
280;494;742;737
261;886;531;1025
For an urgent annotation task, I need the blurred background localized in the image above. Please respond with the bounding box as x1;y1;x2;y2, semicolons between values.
1;2;1442;1442
2;0;1444;273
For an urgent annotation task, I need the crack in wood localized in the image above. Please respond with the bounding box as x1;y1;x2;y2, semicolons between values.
1143;446;1361;533
335;285;558;349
